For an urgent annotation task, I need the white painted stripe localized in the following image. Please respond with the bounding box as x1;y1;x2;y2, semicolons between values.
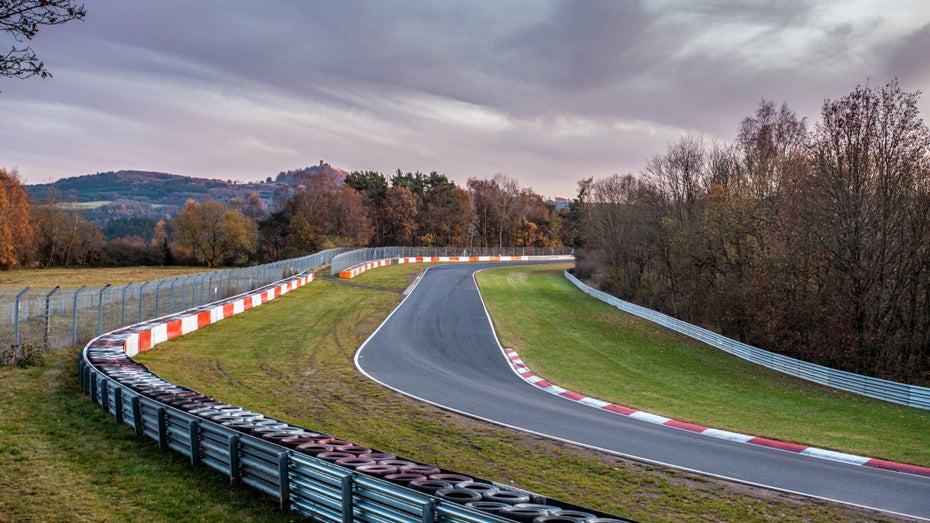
629;411;672;424
702;428;755;443
234;300;245;315
210;306;223;323
800;447;871;465
124;333;139;357
150;324;168;345
578;397;611;408
251;295;262;308
181;315;198;335
526;375;545;384
547;385;567;394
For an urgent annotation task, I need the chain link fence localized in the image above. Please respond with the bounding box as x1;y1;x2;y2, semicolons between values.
1;249;346;358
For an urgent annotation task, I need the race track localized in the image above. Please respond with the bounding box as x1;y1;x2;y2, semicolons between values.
354;262;930;520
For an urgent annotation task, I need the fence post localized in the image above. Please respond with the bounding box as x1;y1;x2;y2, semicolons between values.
13;287;30;354
120;283;131;327
138;281;150;323
155;279;166;318
72;286;86;346
44;286;61;348
97;284;111;336
208;273;215;303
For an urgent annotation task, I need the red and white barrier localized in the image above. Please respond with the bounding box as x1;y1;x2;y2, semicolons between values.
120;273;314;357
338;256;533;279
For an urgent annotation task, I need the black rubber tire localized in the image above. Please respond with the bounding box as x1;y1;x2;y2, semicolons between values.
354;464;398;477
455;481;498;496
464;501;510;514
483;490;531;505
429;473;472;484
316;451;356;462
531;517;585;523
434;487;483;504
399;465;441;476
294;443;334;455
408;479;453;493
335;444;372;455
383;473;427;485
500;506;549;523
334;457;378;469
550;510;595;521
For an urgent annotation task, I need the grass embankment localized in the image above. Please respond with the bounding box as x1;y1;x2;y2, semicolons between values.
0;349;311;522
477;264;929;468
0;266;213;288
134;263;893;523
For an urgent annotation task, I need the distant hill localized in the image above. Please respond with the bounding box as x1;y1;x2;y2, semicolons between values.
25;162;349;228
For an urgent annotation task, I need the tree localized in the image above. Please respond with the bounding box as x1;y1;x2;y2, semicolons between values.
383;185;417;245
1;0;86;80
172;198;257;267
345;171;388;245
797;79;930;375
0;168;35;268
284;170;373;250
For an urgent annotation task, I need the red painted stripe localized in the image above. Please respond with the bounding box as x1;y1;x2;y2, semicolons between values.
166;320;183;339
197;311;211;328
138;330;152;352
864;459;930;478
603;404;637;415
223;302;235;318
520;371;533;378
242;298;252;311
535;379;552;388
664;420;708;433
748;438;807;453
560;391;586;401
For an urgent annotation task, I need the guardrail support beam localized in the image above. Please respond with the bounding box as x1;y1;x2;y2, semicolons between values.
341;474;354;523
189;420;201;466
278;452;290;510
131;396;142;436
157;407;168;451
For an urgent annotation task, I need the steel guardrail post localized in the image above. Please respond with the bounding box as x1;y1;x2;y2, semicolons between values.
228;434;241;485
189;420;201;466
341;473;354;523
157;407;168;451
421;498;437;523
131;396;142;436
114;387;123;424
278;452;290;510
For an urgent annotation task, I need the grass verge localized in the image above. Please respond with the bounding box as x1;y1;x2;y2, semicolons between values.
477;264;929;467
0;348;311;522
133;266;899;523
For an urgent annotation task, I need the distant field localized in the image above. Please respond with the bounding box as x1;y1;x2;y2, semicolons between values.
0;266;214;289
477;264;930;467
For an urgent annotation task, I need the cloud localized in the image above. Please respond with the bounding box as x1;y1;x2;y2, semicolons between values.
2;0;929;197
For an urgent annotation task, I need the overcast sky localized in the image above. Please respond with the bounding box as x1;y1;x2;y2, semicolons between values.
2;1;929;198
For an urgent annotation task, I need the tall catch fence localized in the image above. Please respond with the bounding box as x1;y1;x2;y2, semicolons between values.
1;249;345;357
564;271;930;410
331;247;573;276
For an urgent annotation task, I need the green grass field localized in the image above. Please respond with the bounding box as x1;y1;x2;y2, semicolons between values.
0;266;213;288
128;264;891;523
477;264;929;467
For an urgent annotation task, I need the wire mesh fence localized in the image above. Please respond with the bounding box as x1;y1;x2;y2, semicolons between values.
1;248;346;357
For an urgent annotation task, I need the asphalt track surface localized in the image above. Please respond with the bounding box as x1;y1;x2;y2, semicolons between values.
354;262;930;520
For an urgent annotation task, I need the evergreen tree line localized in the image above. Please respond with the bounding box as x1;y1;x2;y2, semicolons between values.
573;79;930;385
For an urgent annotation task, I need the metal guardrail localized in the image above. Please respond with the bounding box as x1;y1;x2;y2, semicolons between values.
331;247;573;276
2;248;345;354
79;267;635;523
564;271;930;410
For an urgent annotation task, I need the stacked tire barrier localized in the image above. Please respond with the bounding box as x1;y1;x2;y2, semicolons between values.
81;267;636;522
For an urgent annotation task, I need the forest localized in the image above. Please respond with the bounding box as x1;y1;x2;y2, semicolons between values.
1;79;927;384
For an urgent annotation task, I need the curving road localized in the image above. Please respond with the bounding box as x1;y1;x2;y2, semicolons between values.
354;262;930;520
